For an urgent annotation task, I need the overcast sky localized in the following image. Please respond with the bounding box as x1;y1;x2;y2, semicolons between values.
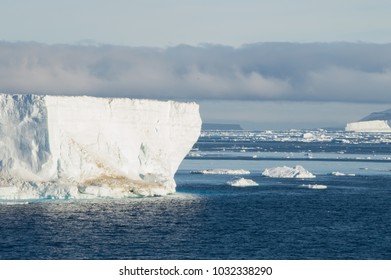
2;0;391;46
1;1;391;129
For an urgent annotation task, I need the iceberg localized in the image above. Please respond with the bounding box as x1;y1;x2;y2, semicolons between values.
0;94;201;199
262;165;316;178
345;120;391;132
226;178;258;187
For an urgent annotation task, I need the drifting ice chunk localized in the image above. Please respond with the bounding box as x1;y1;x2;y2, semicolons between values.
302;132;315;139
0;201;29;205
262;165;316;178
301;184;327;190
191;169;251;175
226;178;258;187
0;94;202;199
302;132;333;142
331;171;356;177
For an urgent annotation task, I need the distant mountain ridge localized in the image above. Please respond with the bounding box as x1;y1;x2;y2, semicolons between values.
345;107;391;132
360;108;391;122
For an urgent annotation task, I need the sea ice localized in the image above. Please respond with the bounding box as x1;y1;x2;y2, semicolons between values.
262;165;316;178
301;184;327;190
226;178;259;187
191;169;251;175
331;171;356;177
0;201;29;205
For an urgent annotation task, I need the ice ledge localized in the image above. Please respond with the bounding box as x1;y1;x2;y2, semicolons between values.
0;93;202;199
345;120;391;132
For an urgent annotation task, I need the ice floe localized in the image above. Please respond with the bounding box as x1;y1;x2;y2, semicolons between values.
301;184;327;190
331;171;356;177
191;169;251;175
226;178;259;187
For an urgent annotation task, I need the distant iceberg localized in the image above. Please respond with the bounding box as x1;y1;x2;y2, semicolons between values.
345;120;391;132
191;169;251;175
262;165;316;178
0;94;202;199
226;178;258;187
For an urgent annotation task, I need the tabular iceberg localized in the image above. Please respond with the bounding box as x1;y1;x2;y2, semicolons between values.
0;94;202;199
345;120;391;132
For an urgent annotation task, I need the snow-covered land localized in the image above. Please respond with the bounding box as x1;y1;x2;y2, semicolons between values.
0;94;201;199
360;108;391;123
345;120;391;132
226;178;258;187
262;165;316;178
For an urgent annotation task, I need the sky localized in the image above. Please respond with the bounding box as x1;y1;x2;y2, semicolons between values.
1;0;391;129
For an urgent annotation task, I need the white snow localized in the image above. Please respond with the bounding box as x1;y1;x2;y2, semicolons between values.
345;120;391;132
0;94;201;199
191;169;251;175
301;184;327;190
226;178;258;187
262;165;316;178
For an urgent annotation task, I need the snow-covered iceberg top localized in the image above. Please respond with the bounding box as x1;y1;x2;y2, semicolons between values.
345;120;391;132
262;165;316;178
0;94;202;200
226;178;258;187
191;169;250;175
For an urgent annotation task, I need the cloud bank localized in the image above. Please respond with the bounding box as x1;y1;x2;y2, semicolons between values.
1;41;391;103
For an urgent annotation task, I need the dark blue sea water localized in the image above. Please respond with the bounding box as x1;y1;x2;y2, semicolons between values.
1;130;391;259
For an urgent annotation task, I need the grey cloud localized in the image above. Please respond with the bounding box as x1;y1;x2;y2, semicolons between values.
1;41;391;102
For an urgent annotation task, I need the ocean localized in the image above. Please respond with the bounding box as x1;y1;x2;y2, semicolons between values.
1;129;391;259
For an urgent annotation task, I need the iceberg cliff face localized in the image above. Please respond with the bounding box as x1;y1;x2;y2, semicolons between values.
345;120;391;132
0;94;201;199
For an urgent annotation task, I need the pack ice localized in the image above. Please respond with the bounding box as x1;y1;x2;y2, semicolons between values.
0;94;201;200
